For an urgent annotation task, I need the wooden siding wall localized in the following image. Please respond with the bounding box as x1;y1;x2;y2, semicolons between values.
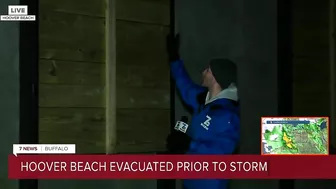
292;0;330;116
38;0;106;153
115;0;171;153
292;0;336;145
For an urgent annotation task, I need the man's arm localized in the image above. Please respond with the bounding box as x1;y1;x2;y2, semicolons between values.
170;60;206;111
167;34;206;111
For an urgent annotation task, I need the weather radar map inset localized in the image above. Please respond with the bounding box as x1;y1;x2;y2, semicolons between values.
261;117;329;155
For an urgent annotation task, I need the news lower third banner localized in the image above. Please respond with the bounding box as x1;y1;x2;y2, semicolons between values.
8;154;336;179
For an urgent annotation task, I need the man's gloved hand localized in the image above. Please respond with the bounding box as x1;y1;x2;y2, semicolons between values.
166;129;191;154
166;33;180;62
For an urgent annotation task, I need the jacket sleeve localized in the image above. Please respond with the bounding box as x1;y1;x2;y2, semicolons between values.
170;60;206;111
191;111;240;155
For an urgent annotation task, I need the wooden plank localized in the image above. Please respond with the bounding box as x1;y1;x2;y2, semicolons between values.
293;12;329;27
39;108;170;153
293;45;329;58
293;27;329;45
292;91;330;110
293;0;329;11
116;109;170;140
116;0;169;25
39;59;105;85
292;57;330;83
292;0;330;58
293;82;330;116
292;101;330;116
293;1;329;25
115;108;169;153
293;82;330;95
117;88;170;109
292;56;330;115
39;84;169;109
116;20;169;66
293;27;329;57
39;108;105;153
106;0;117;153
39;84;105;108
40;0;105;17
39;11;105;62
39;85;169;109
117;64;170;88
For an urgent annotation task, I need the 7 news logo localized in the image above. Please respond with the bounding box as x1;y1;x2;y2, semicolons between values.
0;5;35;21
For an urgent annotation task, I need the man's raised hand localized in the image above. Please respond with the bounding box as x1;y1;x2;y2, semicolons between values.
166;33;180;62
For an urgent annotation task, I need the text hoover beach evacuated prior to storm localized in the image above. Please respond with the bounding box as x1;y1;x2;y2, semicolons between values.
20;161;268;172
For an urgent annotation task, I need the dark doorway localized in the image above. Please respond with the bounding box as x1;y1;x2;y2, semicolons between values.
19;0;39;189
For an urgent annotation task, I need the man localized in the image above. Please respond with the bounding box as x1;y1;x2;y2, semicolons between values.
166;34;240;189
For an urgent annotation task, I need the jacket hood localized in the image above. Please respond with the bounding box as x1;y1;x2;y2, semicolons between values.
205;83;238;105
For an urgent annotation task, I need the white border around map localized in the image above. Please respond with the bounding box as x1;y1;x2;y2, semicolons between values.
261;117;329;155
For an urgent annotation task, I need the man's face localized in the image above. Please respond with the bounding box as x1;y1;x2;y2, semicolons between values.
201;67;215;87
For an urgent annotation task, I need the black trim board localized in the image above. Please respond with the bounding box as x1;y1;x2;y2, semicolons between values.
277;0;294;189
19;0;39;189
157;0;177;189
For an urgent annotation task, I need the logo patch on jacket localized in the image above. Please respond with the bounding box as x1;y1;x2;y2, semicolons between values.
201;115;211;130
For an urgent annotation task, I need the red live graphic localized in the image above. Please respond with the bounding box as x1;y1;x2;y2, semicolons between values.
19;161;267;172
7;155;336;179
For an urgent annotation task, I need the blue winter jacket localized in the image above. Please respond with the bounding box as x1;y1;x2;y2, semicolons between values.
170;60;240;189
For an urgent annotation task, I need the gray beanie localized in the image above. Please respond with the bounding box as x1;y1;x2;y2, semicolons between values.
209;58;237;89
